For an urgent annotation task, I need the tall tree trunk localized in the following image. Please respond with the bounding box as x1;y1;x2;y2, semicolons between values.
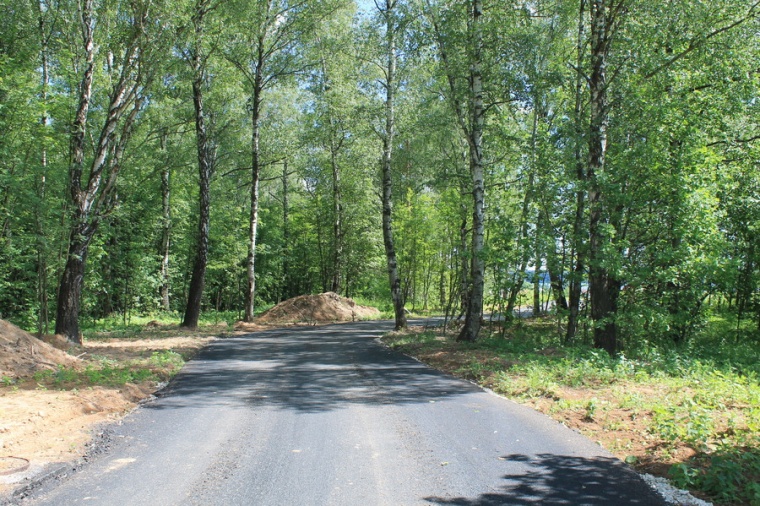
587;0;620;355
330;139;342;294
566;0;587;344
36;0;50;335
281;158;290;301
55;0;95;341
380;0;406;330
183;1;213;329
243;52;263;322
458;0;485;342
317;52;343;295
160;134;171;311
56;0;144;341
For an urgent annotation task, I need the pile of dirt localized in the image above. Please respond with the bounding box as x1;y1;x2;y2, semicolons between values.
0;320;80;379
256;292;380;324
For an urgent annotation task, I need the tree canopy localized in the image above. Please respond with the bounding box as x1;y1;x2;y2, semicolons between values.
0;0;758;353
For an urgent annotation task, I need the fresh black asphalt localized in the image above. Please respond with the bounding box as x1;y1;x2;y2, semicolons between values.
21;320;667;505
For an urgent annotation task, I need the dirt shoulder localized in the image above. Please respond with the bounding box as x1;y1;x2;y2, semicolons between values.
0;294;380;497
0;322;218;497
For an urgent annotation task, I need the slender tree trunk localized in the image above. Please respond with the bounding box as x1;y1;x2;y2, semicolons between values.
439;258;446;309
183;2;213;329
36;0;50;335
566;0;587;344
160;168;171;311
281;158;290;301
316;55;343;295
458;0;485;342
160;135;171;311
244;58;263;322
330;141;342;294
587;0;619;355
380;0;406;330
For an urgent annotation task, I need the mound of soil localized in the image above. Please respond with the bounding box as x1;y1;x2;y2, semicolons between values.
0;320;80;379
256;292;380;324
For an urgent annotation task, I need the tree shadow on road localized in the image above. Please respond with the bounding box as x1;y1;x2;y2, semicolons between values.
425;453;665;505
147;320;476;413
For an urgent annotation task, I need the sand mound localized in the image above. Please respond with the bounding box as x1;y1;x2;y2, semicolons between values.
0;320;80;379
256;292;380;324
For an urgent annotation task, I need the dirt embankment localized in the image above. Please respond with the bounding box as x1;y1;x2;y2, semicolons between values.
0;319;213;493
255;292;380;324
0;320;80;380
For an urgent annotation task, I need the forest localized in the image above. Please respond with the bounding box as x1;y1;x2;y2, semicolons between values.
0;0;759;354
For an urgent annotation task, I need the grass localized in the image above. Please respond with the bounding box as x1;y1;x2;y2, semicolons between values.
31;350;187;389
80;311;244;340
382;316;760;506
18;313;222;392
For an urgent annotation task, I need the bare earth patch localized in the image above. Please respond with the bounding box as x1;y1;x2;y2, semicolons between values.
0;319;215;496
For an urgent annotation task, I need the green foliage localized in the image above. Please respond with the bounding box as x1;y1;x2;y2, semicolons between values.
670;446;760;505
32;354;186;389
0;0;758;444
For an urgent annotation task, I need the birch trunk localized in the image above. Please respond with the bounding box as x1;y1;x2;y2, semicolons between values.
183;0;213;329
380;0;406;330
457;0;485;342
243;41;264;322
160;154;171;311
56;0;145;341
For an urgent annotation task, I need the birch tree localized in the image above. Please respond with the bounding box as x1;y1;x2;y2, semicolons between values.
181;0;218;329
427;0;486;341
375;0;407;329
55;0;159;341
225;0;346;321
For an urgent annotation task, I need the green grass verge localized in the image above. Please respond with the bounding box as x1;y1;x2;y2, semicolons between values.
31;350;186;389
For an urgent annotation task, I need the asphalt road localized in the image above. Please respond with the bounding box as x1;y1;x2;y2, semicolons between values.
22;320;666;505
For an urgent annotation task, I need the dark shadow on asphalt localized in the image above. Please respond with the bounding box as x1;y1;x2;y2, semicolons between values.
147;320;474;413
425;453;665;505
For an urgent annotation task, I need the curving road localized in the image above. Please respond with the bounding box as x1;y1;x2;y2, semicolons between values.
22;320;666;505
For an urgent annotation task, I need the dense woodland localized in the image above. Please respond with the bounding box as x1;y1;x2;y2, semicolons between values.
1;0;759;352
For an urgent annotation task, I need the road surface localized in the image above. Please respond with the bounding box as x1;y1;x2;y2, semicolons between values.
22;320;666;505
